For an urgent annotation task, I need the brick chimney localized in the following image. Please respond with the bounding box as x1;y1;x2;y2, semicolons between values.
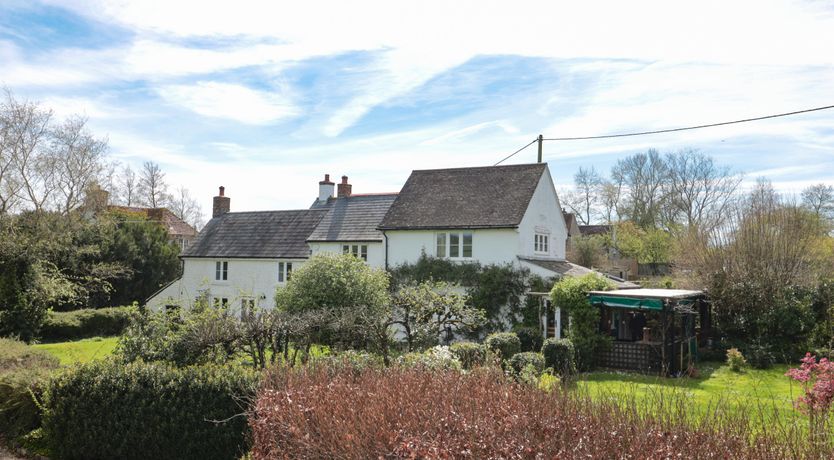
212;186;230;218
318;174;334;204
337;175;352;198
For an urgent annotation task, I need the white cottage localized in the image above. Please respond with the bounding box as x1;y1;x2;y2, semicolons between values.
146;163;628;313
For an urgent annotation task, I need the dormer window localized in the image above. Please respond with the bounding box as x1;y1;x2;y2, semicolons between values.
534;233;549;253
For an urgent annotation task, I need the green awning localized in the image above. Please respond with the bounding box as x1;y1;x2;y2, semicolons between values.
588;294;664;311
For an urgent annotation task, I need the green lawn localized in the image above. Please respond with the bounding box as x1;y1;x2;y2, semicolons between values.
578;362;805;427
32;337;119;365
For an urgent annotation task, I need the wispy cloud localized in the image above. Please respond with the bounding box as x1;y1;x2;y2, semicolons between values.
156;81;297;125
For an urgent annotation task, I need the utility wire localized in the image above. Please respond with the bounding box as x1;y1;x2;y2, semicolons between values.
493;137;538;166
494;104;834;165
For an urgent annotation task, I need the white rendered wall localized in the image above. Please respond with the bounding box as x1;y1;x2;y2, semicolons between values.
517;168;568;261
384;228;521;268
145;257;305;313
308;241;385;269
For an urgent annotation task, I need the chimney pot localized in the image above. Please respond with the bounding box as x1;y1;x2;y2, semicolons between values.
219;186;225;197
341;175;348;184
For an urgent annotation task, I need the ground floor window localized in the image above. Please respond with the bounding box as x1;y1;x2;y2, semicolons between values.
212;297;229;308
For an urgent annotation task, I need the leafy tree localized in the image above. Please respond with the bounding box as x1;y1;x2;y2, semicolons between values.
390;280;486;351
275;253;391;361
551;273;613;371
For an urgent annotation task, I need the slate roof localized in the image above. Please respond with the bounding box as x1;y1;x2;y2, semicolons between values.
307;194;398;242
378;163;547;230
181;209;327;259
579;224;612;236
519;258;639;289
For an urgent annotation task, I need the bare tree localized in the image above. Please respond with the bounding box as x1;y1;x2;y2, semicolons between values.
599;179;624;224
3;90;56;212
51;115;109;214
115;164;138;206
170;186;205;230
0;94;22;213
801;183;834;221
138;161;169;208
610;149;669;229
664;149;741;232
565;166;603;225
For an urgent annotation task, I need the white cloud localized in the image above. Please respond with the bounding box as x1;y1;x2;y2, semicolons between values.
156;81;297;125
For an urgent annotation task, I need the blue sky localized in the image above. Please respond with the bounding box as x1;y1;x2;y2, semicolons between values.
2;0;834;214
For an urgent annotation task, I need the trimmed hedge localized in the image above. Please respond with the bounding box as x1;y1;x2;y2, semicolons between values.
508;352;545;376
43;360;259;460
40;306;137;342
449;342;487;369
484;332;521;360
541;338;576;377
0;339;60;443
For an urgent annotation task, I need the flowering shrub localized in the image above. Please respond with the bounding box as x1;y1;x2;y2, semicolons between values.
726;348;747;372
785;353;834;416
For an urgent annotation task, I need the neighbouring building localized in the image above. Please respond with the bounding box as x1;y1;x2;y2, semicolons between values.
85;185;198;250
146;163;633;313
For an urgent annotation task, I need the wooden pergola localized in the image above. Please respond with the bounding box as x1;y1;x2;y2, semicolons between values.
587;288;709;376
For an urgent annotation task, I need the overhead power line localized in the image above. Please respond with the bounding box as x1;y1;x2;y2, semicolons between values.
494;104;834;165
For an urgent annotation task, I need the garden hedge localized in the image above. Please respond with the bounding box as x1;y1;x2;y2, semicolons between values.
40;306;137;341
43;360;259;460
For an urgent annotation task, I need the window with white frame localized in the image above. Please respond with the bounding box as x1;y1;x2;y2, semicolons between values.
534;233;549;253
215;261;228;280
342;244;368;261
435;232;473;259
278;262;293;282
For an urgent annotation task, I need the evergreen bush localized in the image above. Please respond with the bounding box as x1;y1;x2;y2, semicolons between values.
484;332;521;360
513;326;543;352
541;337;576;377
508;352;545;377
449;342;487;369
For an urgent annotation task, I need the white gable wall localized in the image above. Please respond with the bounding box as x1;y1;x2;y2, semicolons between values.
517;167;568;261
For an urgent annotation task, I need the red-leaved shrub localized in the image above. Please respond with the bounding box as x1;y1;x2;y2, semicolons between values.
250;365;831;459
